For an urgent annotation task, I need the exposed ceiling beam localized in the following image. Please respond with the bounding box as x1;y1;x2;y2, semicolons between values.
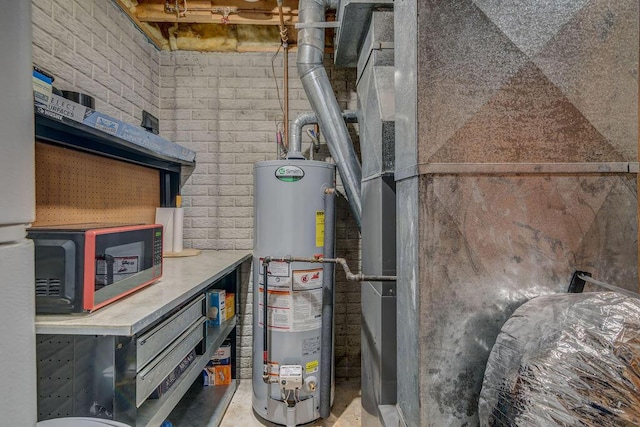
114;0;166;49
115;0;336;52
135;0;299;25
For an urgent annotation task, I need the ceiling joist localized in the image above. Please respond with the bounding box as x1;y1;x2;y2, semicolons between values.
135;0;298;25
114;0;334;52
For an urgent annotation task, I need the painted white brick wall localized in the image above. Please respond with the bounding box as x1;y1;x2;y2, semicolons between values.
160;51;362;379
31;0;160;123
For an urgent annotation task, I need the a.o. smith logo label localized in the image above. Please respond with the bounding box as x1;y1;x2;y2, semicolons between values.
275;166;304;182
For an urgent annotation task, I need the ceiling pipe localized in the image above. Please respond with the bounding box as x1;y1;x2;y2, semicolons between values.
292;0;362;229
289;110;358;155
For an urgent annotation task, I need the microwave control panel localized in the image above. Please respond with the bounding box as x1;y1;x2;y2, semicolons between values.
154;228;163;267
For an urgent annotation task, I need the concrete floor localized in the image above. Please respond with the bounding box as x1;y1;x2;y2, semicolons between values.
220;380;362;427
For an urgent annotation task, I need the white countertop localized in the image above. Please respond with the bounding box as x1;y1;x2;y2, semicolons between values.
35;250;252;336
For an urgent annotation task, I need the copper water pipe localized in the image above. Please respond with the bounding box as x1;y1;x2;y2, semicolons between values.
278;1;289;150
283;48;289;149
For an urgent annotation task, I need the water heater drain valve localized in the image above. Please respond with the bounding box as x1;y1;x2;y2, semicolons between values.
279;365;303;390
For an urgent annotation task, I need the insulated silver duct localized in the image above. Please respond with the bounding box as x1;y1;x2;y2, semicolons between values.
289;110;359;155
296;0;362;228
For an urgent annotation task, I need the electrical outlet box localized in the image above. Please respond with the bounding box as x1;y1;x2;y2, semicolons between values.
279;365;303;390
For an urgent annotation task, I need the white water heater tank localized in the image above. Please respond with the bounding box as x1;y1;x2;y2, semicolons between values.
252;159;335;425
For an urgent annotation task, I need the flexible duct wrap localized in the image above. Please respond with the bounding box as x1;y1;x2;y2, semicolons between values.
479;292;640;426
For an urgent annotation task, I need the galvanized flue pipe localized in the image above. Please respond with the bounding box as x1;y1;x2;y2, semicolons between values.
296;0;362;228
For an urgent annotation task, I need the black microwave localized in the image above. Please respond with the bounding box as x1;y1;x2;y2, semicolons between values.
28;223;163;314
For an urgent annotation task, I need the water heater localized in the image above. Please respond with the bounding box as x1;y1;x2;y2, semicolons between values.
252;159;335;425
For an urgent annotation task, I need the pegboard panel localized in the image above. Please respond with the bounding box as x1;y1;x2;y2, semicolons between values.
35;142;159;226
37;335;74;419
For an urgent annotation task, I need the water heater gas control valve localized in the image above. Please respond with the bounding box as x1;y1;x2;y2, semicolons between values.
279;365;303;390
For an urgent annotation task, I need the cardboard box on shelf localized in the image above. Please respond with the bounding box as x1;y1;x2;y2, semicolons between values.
211;342;231;365
32;69;52;105
225;293;235;320
207;289;226;326
214;365;232;386
203;363;232;386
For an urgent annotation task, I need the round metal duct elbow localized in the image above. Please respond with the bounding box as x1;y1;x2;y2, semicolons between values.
296;0;363;228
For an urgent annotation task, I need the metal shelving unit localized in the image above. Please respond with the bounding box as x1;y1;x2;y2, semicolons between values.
137;317;238;427
35;252;249;427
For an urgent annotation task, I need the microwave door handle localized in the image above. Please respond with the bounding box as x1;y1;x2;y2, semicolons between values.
104;254;115;285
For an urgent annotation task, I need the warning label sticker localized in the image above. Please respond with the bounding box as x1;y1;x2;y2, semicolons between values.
305;360;319;374
315;211;325;247
292;288;322;332
258;287;291;330
266;261;290;277
258;272;291;290
302;336;321;356
293;268;323;291
258;266;323;333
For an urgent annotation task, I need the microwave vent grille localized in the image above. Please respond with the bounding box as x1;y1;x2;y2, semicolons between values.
36;278;61;297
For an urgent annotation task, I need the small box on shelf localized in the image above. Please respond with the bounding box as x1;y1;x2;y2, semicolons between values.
203;338;232;387
32;67;53;105
225;293;235;320
206;289;226;326
203;365;232;386
211;341;231;365
213;365;232;385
